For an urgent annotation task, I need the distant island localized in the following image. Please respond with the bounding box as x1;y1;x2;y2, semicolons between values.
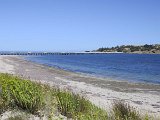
93;44;160;54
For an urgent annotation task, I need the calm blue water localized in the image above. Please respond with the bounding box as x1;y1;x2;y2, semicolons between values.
25;54;160;84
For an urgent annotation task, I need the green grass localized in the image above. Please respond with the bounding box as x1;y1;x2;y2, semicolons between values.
0;73;157;120
0;74;45;114
0;73;108;119
56;89;108;119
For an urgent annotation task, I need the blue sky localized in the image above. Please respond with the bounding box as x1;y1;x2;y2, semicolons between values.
0;0;160;52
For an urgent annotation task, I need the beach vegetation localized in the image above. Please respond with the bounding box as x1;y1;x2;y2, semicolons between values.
112;100;141;120
0;73;45;114
0;73;158;120
56;89;108;119
0;73;108;119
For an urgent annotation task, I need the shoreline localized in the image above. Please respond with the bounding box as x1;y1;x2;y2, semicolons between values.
1;55;160;117
17;56;160;93
24;56;160;85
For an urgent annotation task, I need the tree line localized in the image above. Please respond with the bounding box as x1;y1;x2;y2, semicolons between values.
96;44;160;53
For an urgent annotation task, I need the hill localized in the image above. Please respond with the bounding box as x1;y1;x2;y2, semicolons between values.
95;44;160;54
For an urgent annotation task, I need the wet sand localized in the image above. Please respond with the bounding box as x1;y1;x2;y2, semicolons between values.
1;56;160;117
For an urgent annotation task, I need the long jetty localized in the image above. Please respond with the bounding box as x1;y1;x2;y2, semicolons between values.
0;52;123;55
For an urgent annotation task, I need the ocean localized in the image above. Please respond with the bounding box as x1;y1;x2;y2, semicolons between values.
25;54;160;84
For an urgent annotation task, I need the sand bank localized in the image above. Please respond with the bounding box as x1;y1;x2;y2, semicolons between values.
0;56;160;118
0;56;15;74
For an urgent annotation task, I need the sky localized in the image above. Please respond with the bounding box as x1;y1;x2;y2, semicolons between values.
0;0;160;52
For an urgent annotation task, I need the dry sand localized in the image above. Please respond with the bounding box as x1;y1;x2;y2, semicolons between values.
0;55;160;118
0;56;15;74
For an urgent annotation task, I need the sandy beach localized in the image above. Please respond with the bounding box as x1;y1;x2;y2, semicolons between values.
0;55;160;118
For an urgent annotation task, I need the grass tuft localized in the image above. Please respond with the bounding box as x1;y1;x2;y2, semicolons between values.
56;89;108;119
56;90;88;117
112;100;141;120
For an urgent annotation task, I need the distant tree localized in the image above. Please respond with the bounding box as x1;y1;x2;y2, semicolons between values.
117;48;123;52
97;47;105;52
130;46;139;52
143;44;153;51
